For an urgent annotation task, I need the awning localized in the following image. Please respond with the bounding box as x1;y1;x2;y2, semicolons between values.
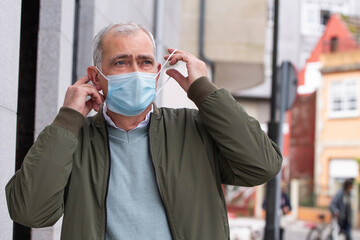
329;159;359;178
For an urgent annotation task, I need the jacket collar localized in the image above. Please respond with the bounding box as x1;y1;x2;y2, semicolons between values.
91;105;106;128
91;103;162;127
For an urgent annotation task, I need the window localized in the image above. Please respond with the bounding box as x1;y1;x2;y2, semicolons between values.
320;10;331;26
329;79;359;118
330;37;338;52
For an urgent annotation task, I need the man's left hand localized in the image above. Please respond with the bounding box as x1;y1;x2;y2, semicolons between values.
164;48;208;92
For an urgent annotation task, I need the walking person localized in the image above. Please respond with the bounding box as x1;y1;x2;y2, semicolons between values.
263;182;292;240
329;178;354;240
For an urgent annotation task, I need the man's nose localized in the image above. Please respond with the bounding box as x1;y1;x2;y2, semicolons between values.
130;61;140;72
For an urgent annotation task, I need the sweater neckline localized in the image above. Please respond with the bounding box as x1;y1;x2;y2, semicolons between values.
107;124;149;143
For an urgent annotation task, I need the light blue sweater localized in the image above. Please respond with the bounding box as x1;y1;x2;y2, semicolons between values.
105;124;172;240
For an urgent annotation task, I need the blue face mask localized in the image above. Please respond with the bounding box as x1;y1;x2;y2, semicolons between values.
96;49;177;116
97;70;156;116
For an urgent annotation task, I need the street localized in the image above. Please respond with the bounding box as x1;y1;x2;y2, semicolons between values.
229;217;360;240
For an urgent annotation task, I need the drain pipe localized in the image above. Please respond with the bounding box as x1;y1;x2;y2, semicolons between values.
72;0;80;84
199;0;215;81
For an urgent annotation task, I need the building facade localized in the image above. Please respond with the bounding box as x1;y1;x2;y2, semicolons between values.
277;0;360;70
316;49;360;226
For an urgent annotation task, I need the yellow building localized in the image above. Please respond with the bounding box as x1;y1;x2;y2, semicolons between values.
316;49;360;225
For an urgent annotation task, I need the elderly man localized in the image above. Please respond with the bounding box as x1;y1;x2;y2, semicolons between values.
6;22;282;240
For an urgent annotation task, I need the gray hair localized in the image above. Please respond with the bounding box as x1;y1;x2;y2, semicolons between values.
93;22;156;70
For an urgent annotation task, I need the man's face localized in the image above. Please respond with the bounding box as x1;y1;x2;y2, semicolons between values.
98;29;159;98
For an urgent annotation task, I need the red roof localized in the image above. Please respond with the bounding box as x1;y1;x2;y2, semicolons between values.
298;14;358;86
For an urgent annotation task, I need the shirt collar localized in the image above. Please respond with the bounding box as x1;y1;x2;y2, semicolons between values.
102;102;153;132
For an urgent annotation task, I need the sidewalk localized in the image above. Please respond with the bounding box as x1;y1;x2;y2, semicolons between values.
229;216;360;240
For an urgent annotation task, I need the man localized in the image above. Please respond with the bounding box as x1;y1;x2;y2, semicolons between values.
330;179;354;240
6;22;282;239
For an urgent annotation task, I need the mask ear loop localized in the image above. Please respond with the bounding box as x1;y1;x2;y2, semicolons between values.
95;66;109;81
155;49;177;95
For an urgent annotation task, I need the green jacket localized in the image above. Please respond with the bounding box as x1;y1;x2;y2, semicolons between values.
6;77;282;240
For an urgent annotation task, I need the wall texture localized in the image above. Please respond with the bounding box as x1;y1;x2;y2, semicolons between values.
0;1;22;239
32;0;75;239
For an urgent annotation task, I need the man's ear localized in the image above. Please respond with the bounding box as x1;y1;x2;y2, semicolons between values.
156;63;161;81
155;63;161;88
87;66;102;91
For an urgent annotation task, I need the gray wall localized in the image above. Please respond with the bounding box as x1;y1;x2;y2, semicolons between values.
0;1;22;239
32;0;75;238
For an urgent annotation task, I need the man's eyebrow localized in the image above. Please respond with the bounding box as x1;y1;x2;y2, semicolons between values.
109;54;155;65
109;54;132;65
137;55;155;62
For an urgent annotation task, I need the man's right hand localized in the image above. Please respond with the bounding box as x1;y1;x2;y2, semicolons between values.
63;76;104;117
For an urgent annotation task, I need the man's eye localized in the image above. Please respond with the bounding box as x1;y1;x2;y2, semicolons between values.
115;61;125;65
144;60;153;65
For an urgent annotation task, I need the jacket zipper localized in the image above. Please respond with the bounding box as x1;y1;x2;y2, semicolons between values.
149;118;177;240
102;126;112;240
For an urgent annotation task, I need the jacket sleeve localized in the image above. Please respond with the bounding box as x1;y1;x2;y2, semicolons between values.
5;107;84;227
188;77;282;187
329;191;342;216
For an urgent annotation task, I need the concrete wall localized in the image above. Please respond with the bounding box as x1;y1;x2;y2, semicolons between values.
180;0;266;63
35;0;75;136
0;1;22;239
32;0;75;239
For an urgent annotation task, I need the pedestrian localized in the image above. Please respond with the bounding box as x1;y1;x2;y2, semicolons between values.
5;22;282;240
279;188;292;240
329;178;354;240
262;182;292;240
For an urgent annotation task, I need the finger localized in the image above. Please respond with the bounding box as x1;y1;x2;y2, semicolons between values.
79;84;104;105
166;69;187;85
84;99;95;116
166;69;185;80
73;75;91;86
164;48;186;58
92;92;104;105
85;98;101;113
86;87;104;105
168;51;196;66
164;48;183;64
168;48;177;54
